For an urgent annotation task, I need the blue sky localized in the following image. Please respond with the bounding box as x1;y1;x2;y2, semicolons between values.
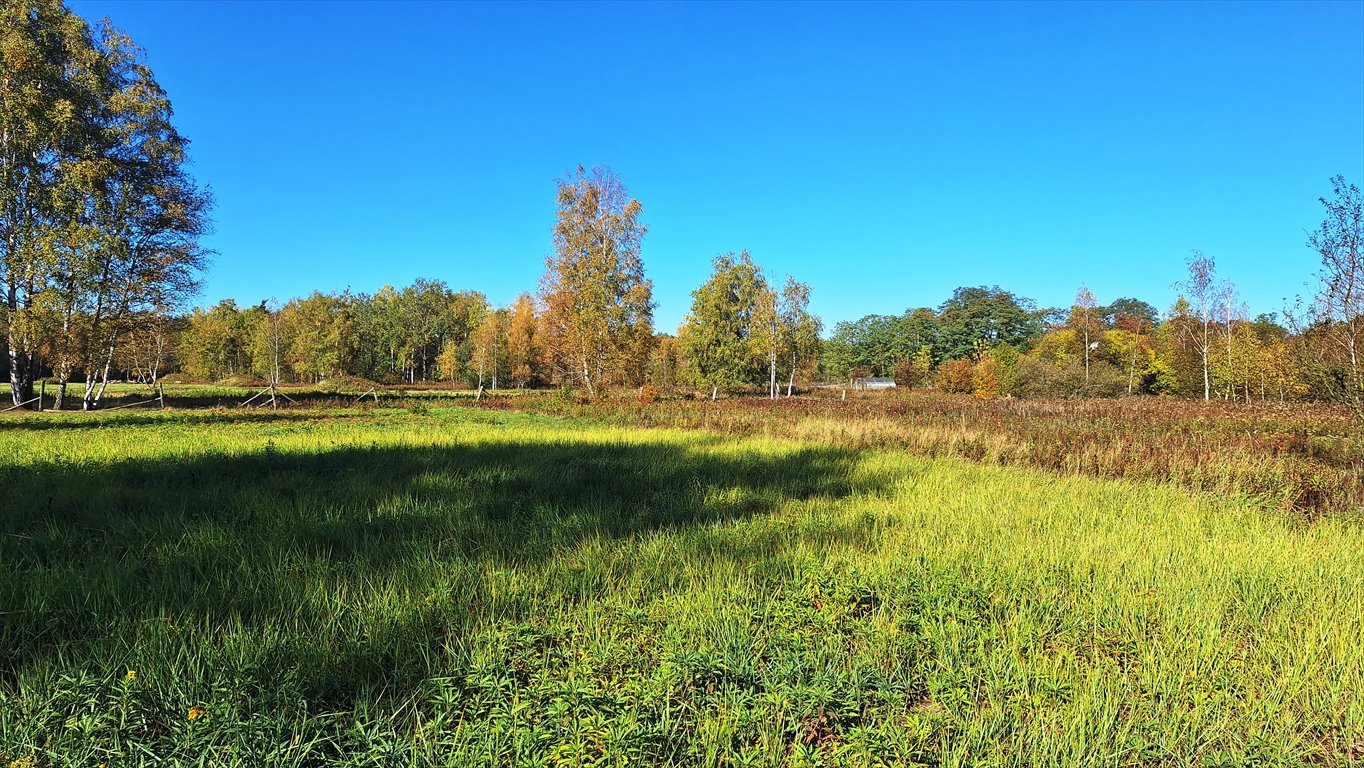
72;0;1364;332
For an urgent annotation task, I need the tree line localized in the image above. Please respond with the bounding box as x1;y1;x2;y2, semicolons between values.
823;176;1360;418
160;167;825;401
3;2;1359;417
164;171;1361;420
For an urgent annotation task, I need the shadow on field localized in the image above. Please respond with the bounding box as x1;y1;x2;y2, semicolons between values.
0;433;882;708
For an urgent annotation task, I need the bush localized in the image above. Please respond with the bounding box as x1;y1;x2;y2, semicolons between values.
158;373;204;385
934;358;975;394
1014;357;1128;398
972;357;1000;399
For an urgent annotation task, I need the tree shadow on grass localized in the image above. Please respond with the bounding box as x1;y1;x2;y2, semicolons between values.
0;431;888;714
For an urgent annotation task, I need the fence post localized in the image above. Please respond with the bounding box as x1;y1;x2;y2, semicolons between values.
38;380;45;412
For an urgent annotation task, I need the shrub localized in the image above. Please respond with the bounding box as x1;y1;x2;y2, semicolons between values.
1014;357;1128;398
972;356;1000;399
934;358;975;394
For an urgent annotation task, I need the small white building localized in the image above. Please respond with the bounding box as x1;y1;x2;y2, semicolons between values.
854;377;897;390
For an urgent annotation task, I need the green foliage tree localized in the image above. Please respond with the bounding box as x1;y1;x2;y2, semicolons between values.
680;251;767;397
1;2;209;407
181;299;262;381
935;286;1043;360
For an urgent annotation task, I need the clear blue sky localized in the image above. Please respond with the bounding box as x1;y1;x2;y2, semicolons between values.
71;0;1364;331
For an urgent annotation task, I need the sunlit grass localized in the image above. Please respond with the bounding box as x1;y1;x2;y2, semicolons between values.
1;407;1360;766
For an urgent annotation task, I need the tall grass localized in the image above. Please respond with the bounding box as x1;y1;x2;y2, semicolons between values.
1;408;1360;766
496;391;1364;518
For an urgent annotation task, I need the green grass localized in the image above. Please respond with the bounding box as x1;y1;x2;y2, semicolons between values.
0;408;1361;766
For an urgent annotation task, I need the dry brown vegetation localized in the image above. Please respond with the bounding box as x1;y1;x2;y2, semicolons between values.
488;390;1363;519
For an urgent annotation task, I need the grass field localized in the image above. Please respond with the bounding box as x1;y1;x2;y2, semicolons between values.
82;384;1364;519
1;406;1361;766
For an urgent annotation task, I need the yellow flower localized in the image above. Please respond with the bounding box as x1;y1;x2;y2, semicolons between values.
188;705;206;721
125;670;137;681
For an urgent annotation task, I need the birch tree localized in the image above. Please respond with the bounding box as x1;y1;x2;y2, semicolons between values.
1070;285;1100;385
540;166;654;394
1299;175;1363;419
1;0;98;405
505;293;539;388
750;283;782;399
469;308;506;391
778;276;820;396
1174;251;1217;401
1;3;208;407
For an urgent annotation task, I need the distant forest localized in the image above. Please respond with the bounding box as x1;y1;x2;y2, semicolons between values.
3;2;1361;417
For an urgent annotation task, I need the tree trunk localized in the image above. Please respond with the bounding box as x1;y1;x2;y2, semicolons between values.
580;356;594;396
86;332;118;410
1083;327;1090;384
769;351;777;399
5;281;33;407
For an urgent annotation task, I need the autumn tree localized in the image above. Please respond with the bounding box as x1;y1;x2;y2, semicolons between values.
469;307;506;391
115;309;177;383
647;334;681;393
505;293;540;388
78;22;210;409
279;292;354;383
180;299;262;381
540;166;654;394
434;339;464;386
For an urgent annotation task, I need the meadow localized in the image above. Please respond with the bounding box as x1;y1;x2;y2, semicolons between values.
1;403;1361;766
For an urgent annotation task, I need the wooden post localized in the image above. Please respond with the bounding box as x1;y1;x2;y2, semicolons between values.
158;383;165;409
38;380;44;412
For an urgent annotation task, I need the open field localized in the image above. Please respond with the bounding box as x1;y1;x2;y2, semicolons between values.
499;392;1364;519
1;406;1361;766
65;385;1364;520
